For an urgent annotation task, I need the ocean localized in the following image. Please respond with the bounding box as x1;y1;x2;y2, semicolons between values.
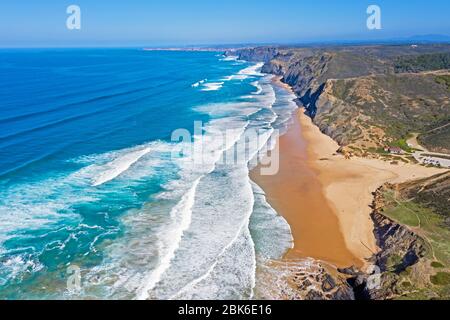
0;49;296;299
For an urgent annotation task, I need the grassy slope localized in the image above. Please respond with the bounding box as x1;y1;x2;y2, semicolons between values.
379;172;450;299
418;75;450;153
329;73;450;150
394;53;450;73
263;45;450;155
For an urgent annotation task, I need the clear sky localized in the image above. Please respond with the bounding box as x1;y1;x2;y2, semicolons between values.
1;0;450;47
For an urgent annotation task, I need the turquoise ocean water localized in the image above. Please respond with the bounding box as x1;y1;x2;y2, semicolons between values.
0;49;296;299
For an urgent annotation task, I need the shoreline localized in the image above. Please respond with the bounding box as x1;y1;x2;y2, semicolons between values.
251;77;445;269
251;107;362;268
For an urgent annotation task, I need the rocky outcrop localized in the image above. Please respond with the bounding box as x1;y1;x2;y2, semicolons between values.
342;186;428;300
293;263;355;300
230;44;450;300
256;258;355;300
341;171;450;300
231;45;450;154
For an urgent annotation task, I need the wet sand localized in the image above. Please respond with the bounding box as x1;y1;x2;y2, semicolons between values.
297;111;444;263
251;108;362;268
251;78;445;269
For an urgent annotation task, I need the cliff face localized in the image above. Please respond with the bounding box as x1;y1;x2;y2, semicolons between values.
225;47;278;63
232;45;450;154
260;260;355;300
231;45;450;300
350;187;428;300
346;173;450;300
315;72;450;150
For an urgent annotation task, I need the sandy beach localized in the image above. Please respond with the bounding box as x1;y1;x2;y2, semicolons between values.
251;78;445;269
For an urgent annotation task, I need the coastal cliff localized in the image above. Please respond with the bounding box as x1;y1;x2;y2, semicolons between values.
347;172;450;300
228;44;450;300
225;47;278;63
228;45;450;155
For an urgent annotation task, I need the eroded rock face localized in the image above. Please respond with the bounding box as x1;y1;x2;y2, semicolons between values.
371;211;426;273
254;258;354;300
292;263;355;300
342;186;428;300
231;46;450;154
230;46;450;299
226;47;279;63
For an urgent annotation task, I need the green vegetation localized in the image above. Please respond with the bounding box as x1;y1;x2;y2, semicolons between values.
435;75;450;91
386;253;404;272
403;173;450;217
390;139;413;153
324;72;450;154
431;272;450;286
382;193;422;228
368;147;389;155
395;53;450;73
432;261;445;268
379;174;450;299
263;45;450;155
262;44;450;299
383;190;450;265
401;281;412;288
420;123;450;154
260;44;450;299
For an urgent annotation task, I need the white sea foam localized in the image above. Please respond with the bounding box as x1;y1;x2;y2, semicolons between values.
0;140;171;279
0;177;92;252
249;182;293;260
0;254;44;285
170;214;256;299
146;88;284;298
200;82;224;91
92;147;152;186
251;81;263;95
151;165;257;299
239;63;265;77
222;62;265;81
221;75;233;81
220;55;238;62
170;123;279;299
137;117;252;299
194;101;261;118
1;63;297;299
77;111;254;299
222;74;247;81
136;178;200;300
253;78;277;108
191;79;207;88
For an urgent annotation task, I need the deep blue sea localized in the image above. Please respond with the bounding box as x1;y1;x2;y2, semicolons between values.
0;49;296;299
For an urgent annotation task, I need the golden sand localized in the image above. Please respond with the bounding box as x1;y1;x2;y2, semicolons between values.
251;78;445;268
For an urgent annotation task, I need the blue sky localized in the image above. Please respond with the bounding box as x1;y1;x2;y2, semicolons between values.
1;0;450;47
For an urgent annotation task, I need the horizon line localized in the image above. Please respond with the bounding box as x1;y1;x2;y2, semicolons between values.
1;33;450;49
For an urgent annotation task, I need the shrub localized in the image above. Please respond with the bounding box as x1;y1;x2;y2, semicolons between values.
431;261;445;268
430;272;450;286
